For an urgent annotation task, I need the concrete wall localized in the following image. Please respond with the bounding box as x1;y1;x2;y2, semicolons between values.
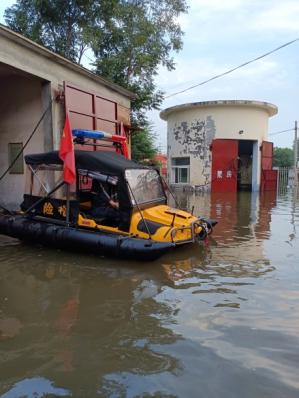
0;27;133;209
167;113;215;187
162;101;277;190
0;28;131;150
0;75;44;208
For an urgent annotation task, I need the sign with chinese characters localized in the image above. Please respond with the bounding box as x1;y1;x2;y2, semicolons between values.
21;195;79;223
43;201;77;221
43;202;54;216
216;170;233;179
226;170;232;178
58;205;67;218
217;170;223;179
42;201;68;219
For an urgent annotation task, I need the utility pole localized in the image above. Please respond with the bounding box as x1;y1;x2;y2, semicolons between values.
294;120;298;187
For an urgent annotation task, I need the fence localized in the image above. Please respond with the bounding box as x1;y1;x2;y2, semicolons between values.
277;167;290;191
276;167;299;192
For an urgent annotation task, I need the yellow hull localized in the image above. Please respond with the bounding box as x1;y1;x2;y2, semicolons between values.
78;205;208;245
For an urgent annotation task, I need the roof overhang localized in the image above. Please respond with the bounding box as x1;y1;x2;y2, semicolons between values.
0;24;136;100
160;99;278;120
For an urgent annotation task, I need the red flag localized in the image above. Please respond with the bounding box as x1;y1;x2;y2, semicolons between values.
120;122;129;158
59;113;76;184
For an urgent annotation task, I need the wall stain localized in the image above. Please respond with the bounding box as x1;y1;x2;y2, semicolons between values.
172;116;216;188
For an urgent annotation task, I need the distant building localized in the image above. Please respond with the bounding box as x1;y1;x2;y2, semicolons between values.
160;100;278;192
0;25;134;208
154;153;167;179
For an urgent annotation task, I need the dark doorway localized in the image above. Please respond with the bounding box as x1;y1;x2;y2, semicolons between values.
237;140;253;191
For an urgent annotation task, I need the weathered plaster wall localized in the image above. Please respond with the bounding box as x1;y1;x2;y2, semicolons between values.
0;75;44;208
165;102;276;190
168;115;215;187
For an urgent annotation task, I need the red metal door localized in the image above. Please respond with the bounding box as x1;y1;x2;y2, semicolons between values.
261;141;277;191
64;81;130;151
211;139;238;192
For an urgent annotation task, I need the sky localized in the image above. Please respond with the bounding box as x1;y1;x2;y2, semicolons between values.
1;0;299;151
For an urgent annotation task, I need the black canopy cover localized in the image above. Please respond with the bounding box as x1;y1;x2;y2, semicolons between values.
25;150;145;175
25;150;149;211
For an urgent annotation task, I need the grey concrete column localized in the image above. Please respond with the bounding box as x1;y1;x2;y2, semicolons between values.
41;81;53;151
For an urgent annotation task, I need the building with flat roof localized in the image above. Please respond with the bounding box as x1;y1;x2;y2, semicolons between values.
160;100;278;192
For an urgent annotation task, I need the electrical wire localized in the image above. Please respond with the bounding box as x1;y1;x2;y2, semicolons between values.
165;38;299;99
268;128;294;136
82;53;94;62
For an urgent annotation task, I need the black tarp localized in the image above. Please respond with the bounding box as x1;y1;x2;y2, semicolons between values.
25;150;146;175
24;150;149;214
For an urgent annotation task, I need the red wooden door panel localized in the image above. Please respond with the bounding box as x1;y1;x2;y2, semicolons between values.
65;82;118;134
261;141;273;170
64;81;130;152
211;139;238;192
261;141;277;191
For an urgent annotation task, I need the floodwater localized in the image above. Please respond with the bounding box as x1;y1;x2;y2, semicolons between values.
0;190;299;398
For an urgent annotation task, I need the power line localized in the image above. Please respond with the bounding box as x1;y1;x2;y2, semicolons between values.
82;52;94;63
269;128;294;136
165;38;299;99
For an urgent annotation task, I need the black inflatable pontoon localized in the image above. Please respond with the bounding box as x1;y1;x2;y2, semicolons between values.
0;145;217;261
0;214;174;261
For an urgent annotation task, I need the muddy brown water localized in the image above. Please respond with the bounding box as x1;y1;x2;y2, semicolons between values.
0;191;298;398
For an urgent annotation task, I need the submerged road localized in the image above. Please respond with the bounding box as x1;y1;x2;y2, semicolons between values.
0;191;298;397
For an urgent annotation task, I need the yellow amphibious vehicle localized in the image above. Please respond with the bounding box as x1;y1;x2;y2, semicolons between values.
0;132;216;261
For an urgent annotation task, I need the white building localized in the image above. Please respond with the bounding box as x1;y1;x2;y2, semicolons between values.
160;100;278;192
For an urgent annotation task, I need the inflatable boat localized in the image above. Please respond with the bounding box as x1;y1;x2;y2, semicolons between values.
0;142;216;260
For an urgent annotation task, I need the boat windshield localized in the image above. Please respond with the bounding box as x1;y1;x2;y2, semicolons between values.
125;169;165;205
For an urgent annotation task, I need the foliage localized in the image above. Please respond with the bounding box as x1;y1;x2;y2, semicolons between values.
130;124;158;162
101;0;189;159
91;0;188;126
5;0;187;118
273;147;293;168
4;0;97;63
5;0;187;160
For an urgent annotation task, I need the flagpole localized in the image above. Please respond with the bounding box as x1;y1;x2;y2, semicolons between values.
66;184;71;226
59;111;76;226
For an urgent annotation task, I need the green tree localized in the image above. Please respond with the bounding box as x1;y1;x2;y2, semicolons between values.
92;0;188;160
5;0;187;160
130;124;158;162
91;0;187;127
273;147;293;167
4;0;97;63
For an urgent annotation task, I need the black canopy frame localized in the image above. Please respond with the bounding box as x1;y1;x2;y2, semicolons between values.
24;150;154;212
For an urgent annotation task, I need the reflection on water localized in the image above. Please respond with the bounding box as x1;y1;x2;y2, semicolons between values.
0;191;299;397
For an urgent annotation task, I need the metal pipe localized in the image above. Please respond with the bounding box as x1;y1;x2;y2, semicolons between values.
66;184;71;226
160;175;181;209
29;165;50;194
